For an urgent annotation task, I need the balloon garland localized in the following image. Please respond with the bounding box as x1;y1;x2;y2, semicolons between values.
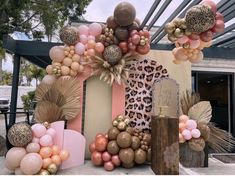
165;0;225;64
5;122;69;175
44;1;151;85
90;115;151;171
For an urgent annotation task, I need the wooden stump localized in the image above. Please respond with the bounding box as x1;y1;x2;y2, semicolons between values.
151;116;179;175
179;143;208;168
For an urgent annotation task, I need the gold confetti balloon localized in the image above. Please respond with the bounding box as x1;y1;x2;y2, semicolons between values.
47;163;58;175
7;122;33;147
103;45;122;66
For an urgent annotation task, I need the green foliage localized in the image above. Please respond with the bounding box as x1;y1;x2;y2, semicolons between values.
0;70;12;85
21;90;36;112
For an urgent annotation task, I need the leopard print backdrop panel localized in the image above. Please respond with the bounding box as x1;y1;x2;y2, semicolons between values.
125;58;168;133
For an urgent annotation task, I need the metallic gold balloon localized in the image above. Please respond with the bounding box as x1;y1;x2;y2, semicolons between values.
184;29;192;36
108;127;120;140
112;120;118;127
42;122;50;129
117;132;132;148
174;28;184;38
117;115;124;122
165;22;175;34
47;163;58;175
117;121;127;131
38;169;50;175
119;148;134;164
168;34;177;42
134;148;147;164
131;136;140;150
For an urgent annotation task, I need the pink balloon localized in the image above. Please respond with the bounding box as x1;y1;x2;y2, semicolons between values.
26;143;40;153
32;137;40;144
211;20;225;33
186;120;197;130
6;147;26;170
189;51;204;63
75;42;85;55
191;129;201;138
111;155;121;166
42;75;56;85
201;0;217;14
173;47;188;61
189;39;200;49
215;12;224;21
179;115;189;123
95;42;104;53
182;129;192;140
89;23;102;36
104;161;114;171
78;25;89;35
79;35;88;44
20;153;43;175
87;35;96;41
49;46;65;62
31;124;46;138
177;35;189;44
39;134;53;147
46;128;56;138
189;33;200;40
15;167;24;175
102;151;111;162
87;49;95;56
132;34;141;45
200;30;213;42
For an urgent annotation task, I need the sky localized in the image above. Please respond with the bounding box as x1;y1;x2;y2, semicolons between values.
2;0;231;75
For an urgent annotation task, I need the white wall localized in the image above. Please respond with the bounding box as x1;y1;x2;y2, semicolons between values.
0;86;36;108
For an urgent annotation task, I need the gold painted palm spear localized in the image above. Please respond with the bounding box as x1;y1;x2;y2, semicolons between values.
35;77;80;123
181;90;235;152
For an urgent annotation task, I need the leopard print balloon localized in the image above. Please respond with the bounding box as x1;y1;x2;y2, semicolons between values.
185;4;215;33
103;45;122;66
7;122;33;147
59;26;79;46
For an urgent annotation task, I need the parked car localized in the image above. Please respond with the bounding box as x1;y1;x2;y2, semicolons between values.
0;98;10;113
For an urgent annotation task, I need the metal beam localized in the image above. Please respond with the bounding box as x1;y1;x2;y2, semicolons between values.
219;37;235;47
2;35;16;54
224;10;235;23
213;33;235;46
213;23;235;39
217;0;229;11
140;0;161;29
151;0;197;43
146;0;172;30
9;54;21;126
219;0;235;13
221;4;235;17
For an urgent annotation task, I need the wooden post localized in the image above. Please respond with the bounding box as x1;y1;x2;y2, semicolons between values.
151;116;179;175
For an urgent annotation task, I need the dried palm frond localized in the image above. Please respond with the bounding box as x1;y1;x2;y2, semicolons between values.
90;52;139;86
208;122;235;152
188;101;212;124
35;77;80;121
35;101;63;123
181;90;200;115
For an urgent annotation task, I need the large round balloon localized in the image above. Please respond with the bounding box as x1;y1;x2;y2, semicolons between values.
5;147;26;170
20;153;43;175
7;123;33;147
185;4;215;33
59;25;79;46
114;2;136;26
103;45;122;66
49;46;65;62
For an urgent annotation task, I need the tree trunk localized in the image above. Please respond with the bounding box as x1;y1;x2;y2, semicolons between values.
0;59;2;83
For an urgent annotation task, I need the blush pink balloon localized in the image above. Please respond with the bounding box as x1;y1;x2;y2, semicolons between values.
215;12;224;21
102;151;111;162
189;39;200;49
87;35;95;41
75;42;85;55
191;129;201;138
177;35;189;44
132;34;141;45
20;153;43;175
26;143;40;153
32;137;40;144
46;128;56;138
186;120;197;130
79;35;88;44
95;42;105;53
78;25;89;35
6;147;27;170
104;161;114;171
39;134;53;147
179;122;186;132
182;129;192;140
87;49;95;56
89;142;96;153
89;23;102;36
189;51;204;63
49;46;65;62
189;33;200;40
201;0;217;14
211;20;225;33
179;115;189;123
31;124;46;138
200;30;213;42
111;155;121;166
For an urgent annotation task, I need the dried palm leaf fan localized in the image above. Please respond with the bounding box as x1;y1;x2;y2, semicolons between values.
35;77;80;123
90;52;139;85
180;90;235;152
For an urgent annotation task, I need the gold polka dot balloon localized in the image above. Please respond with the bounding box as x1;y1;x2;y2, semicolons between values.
7;123;33;147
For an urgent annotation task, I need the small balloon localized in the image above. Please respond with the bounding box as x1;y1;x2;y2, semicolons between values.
173;47;188;61
87;35;96;41
46;128;56;138
79;35;88;44
26;143;40;153
182;129;192;140
31;123;47;138
191;129;201;138
42;75;56;85
189;39;200;49
78;25;89;35
52;145;60;155
39;147;52;159
89;23;102;36
49;46;65;62
179;122;186;133
95;42;104;53
131;34;140;45
177;35;189;44
32;137;40;144
179;133;186;143
59;150;69;161
102;151;111;162
51;155;61;166
75;42;85;55
42;158;52;169
211;20;225;33
104;161;114;171
186;120;197;130
111;155;121;166
39;134;53;147
91;151;103;166
89;142;96;153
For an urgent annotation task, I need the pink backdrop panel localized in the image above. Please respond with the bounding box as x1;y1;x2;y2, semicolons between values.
50;121;65;150
61;129;86;170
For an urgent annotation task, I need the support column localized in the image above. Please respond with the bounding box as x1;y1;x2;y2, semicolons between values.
9;54;21;127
